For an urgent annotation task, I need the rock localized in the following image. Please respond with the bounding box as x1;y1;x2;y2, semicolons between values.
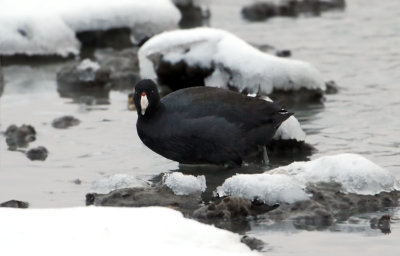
261;182;400;230
26;146;48;161
242;0;346;21
73;179;82;185
76;28;133;50
86;186;203;216
325;80;339;94
0;66;4;97
5;124;36;150
56;59;111;102
370;215;391;234
240;235;267;252
0;200;29;208
173;0;210;28
52;115;80;129
267;139;315;163
275;49;291;57
128;93;136;110
94;48;140;91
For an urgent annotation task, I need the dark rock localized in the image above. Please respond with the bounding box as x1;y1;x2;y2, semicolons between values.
174;1;210;29
76;27;133;50
260;182;400;230
94;48;140;91
242;0;346;21
0;200;29;208
267;139;315;163
0;67;4;97
370;215;391;234
86;186;203;216
73;179;82;185
56;59;111;103
240;235;267;252
52;115;80;129
128;93;136;110
269;87;325;106
276;49;292;57
26;146;48;161
325;80;339;94
5;124;36;150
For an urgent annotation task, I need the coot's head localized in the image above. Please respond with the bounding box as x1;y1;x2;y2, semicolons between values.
134;79;161;116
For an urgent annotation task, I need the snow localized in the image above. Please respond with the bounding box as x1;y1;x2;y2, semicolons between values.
163;172;206;195
216;173;309;204
0;0;181;56
0;207;260;256
217;154;400;204
273;116;306;141
270;153;400;195
91;174;149;194
139;27;325;94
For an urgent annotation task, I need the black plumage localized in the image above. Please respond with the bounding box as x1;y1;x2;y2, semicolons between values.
134;79;292;166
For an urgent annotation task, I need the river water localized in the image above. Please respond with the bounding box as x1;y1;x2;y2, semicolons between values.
1;0;400;254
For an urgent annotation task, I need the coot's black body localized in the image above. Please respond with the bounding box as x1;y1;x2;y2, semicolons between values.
134;79;292;166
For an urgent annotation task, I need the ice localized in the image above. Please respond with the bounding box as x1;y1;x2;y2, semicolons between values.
217;154;400;204
270;153;400;195
139;27;325;94
91;174;149;194
163;172;206;195
0;0;181;56
0;207;260;256
216;173;309;204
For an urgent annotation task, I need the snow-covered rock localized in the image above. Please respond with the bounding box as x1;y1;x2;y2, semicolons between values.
0;207;260;256
0;0;181;56
270;153;400;195
139;27;325;97
163;172;206;195
217;154;400;204
91;174;149;194
273;116;306;141
216;173;309;204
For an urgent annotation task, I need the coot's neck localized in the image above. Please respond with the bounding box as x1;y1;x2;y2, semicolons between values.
138;102;163;121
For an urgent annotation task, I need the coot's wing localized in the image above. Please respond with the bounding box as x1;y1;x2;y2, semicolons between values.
161;87;290;130
138;113;245;165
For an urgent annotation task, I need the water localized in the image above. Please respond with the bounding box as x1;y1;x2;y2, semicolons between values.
1;0;400;254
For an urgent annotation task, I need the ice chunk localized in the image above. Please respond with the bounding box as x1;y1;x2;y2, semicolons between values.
216;173;309;204
0;207;260;256
139;27;325;94
0;0;181;56
270;153;400;195
163;172;206;195
91;174;149;194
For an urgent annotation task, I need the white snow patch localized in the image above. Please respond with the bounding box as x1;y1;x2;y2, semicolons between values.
273;115;306;141
217;154;400;204
0;207;260;256
139;27;325;94
77;59;100;72
217;173;309;204
0;0;180;56
270;153;400;195
164;172;206;195
91;174;149;194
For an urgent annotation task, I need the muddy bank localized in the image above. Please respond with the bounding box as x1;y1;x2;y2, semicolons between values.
242;0;346;21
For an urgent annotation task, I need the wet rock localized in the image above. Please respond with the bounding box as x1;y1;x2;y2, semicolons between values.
52;115;80;129
0;66;4;97
242;0;346;21
73;179;82;185
276;49;291;57
240;235;267;252
94;48;140;91
5;124;36;150
56;59;111;102
173;0;210;28
26;146;48;161
0;200;29;208
76;28;133;50
269;87;325;106
86;186;203;216
370;215;391;234
261;182;400;230
325;80;339;94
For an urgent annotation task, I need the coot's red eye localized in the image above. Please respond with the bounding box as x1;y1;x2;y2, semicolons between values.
141;92;147;96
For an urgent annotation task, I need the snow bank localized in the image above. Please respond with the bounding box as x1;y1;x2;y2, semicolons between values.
163;172;206;195
217;154;400;204
270;153;400;195
139;27;325;94
217;173;309;204
91;174;149;194
0;0;181;56
0;207;260;256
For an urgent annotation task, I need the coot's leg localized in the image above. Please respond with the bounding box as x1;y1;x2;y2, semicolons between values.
262;146;269;165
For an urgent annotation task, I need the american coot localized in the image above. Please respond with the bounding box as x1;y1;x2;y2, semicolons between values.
134;79;292;166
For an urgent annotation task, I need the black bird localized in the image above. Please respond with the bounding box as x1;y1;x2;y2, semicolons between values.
133;79;292;166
